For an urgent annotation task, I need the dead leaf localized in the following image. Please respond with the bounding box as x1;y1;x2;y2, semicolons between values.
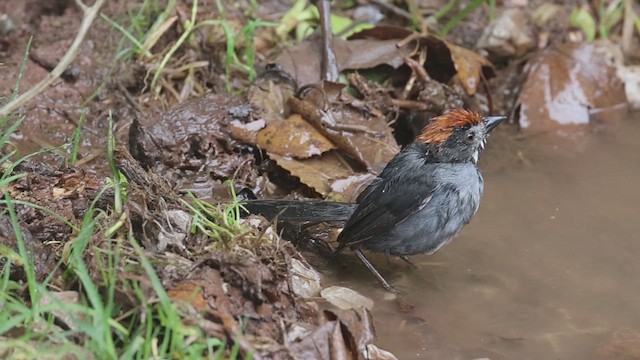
321;286;375;310
269;151;353;196
168;282;208;312
276;26;414;86
477;8;535;57
275;25;496;99
365;344;399;360
328;173;376;202
323;308;376;356
229;119;266;144
256;114;336;158
247;65;297;124
286;308;378;360
39;291;83;331
290;258;323;298
448;42;494;95
288;82;399;173
517;40;628;132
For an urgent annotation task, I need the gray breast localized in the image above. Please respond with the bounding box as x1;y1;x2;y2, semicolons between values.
365;163;484;256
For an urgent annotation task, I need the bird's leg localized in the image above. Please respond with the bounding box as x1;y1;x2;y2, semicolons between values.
384;251;392;266
399;255;418;268
354;249;398;293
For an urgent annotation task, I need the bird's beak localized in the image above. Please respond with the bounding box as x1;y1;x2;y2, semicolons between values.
483;115;506;133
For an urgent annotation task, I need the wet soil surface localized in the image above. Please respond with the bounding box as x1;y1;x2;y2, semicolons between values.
322;113;640;359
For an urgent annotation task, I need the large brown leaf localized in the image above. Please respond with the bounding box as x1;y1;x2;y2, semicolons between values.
517;41;628;132
275;26;495;97
288;81;399;174
256;114;336;158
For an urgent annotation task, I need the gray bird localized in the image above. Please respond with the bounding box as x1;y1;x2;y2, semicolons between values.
243;109;505;292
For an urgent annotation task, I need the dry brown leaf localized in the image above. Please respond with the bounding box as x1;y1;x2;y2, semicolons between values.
247;67;297;124
229;119;266;144
286;308;377;360
448;42;494;95
256;114;335;158
288;82;399;173
275;26;414;86
168;282;208;312
275;26;496;98
269;151;353;196
328;173;376;202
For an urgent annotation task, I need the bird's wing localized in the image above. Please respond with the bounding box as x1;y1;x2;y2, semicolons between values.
335;168;438;252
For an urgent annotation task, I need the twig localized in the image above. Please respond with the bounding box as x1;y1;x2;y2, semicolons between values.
313;0;339;82
369;0;412;20
621;0;634;55
0;0;105;117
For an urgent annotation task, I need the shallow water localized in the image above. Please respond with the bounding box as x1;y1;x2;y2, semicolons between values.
326;113;640;359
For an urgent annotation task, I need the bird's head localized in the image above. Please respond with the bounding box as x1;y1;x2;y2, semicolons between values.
416;109;505;164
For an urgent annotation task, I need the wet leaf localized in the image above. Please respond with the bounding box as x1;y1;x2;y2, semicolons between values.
229;119;265;144
365;344;399;360
323;308;376;353
290;258;323;298
256;114;336;158
287;308;378;360
321;286;375;310
288;318;356;359
236;66;337;159
477;8;534;57
269;151;353;196
288;81;399;173
517;41;628;132
275;26;413;86
247;66;297;125
448;42;494;95
328;173;376;202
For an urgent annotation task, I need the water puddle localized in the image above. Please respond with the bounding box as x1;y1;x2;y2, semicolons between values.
324;112;640;359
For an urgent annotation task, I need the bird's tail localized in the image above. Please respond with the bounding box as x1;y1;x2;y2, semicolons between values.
241;199;356;222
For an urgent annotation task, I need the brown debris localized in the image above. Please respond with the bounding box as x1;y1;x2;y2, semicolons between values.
256;114;336;158
113;146;380;359
517;41;628;132
2;161;109;281
129;93;260;192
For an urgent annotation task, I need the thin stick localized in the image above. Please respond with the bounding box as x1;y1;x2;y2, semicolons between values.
314;0;339;82
621;0;634;55
0;0;106;117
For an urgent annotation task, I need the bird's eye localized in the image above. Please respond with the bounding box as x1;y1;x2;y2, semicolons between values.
466;133;475;142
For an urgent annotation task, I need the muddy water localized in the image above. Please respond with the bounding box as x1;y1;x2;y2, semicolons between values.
326;113;640;359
